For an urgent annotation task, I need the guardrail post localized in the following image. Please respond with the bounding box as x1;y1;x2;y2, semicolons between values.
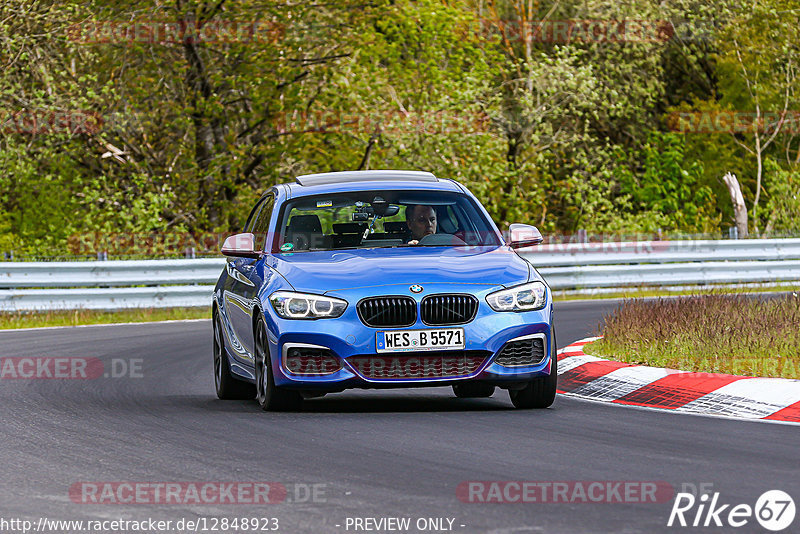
577;229;588;244
97;251;108;261
185;247;196;259
729;226;739;240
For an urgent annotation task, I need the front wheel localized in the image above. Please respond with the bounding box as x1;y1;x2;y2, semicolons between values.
509;329;558;409
254;316;302;411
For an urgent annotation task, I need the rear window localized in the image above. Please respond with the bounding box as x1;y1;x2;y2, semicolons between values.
273;190;501;252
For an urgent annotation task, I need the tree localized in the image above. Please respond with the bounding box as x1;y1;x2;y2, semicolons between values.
714;0;800;233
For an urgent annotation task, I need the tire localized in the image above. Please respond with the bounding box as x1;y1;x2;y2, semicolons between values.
213;312;256;400
453;382;495;398
509;328;558;409
254;316;302;411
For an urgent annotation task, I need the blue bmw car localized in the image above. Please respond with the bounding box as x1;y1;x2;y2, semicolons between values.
212;170;556;410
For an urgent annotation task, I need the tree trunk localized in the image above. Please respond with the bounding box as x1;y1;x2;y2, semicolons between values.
722;172;748;238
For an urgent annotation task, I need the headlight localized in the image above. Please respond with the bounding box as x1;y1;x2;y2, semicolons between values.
486;281;547;312
269;291;348;319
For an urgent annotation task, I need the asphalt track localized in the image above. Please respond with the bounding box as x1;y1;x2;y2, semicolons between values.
0;299;797;534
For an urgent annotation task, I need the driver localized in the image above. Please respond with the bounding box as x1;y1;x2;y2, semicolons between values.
406;204;437;245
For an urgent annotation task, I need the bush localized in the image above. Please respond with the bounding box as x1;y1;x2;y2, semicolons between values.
588;293;800;378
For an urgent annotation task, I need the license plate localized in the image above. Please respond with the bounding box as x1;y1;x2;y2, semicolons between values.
376;328;465;353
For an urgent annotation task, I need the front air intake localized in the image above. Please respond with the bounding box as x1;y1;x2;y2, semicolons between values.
347;351;491;380
283;346;341;375
494;336;547;367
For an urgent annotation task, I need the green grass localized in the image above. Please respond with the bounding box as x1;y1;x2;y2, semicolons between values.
0;307;211;330
583;293;800;378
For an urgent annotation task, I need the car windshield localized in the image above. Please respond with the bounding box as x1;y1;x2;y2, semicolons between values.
274;190;501;252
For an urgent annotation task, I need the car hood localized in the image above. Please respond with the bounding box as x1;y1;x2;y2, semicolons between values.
270;246;532;293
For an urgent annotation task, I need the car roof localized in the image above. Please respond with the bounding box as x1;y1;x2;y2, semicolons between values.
296;170;437;186
281;170;463;199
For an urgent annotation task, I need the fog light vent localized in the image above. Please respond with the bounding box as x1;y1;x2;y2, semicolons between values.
495;336;546;367
284;346;341;375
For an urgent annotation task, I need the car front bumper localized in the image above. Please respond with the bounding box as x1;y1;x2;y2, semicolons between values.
263;297;555;390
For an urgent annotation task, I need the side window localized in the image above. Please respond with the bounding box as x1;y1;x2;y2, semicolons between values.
252;195;276;251
436;205;459;234
244;198;266;233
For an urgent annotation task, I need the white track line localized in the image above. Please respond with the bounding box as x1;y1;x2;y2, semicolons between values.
568;366;680;401
677;378;800;419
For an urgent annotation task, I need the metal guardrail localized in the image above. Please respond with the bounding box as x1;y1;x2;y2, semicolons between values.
0;258;225;288
0;286;216;311
520;238;800;290
0;258;225;311
521;238;800;266
1;238;799;311
536;260;800;289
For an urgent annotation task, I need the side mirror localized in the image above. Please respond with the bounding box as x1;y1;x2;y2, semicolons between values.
221;232;261;258
507;224;543;249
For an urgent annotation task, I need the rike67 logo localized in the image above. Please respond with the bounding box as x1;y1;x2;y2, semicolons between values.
668;490;795;531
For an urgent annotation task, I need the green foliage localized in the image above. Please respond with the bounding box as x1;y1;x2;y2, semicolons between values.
617;133;720;233
1;0;799;256
763;158;800;235
710;0;800;230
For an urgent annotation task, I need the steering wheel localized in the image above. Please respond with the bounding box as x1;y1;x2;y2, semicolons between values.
417;233;467;246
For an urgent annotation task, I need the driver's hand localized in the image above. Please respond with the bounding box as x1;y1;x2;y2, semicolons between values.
408;239;419;245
